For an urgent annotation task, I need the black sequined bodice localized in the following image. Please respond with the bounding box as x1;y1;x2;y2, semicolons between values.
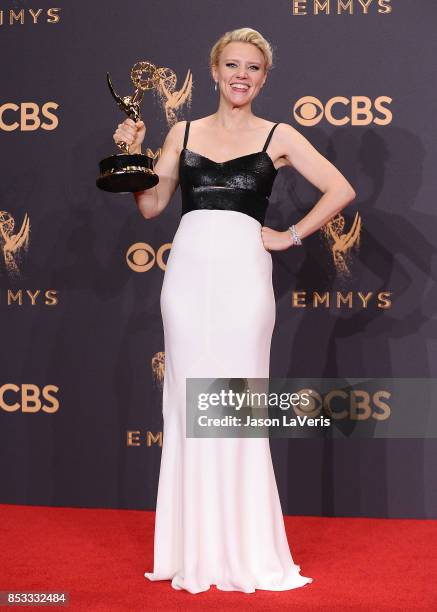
179;121;280;226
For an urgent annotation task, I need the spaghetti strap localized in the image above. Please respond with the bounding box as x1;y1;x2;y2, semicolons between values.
183;120;191;149
262;123;280;152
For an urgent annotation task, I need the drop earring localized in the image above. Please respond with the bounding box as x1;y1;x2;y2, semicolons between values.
214;81;217;92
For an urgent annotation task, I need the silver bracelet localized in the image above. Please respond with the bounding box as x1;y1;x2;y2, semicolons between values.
288;225;302;246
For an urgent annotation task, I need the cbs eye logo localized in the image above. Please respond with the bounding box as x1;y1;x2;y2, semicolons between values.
126;242;171;272
293;96;392;126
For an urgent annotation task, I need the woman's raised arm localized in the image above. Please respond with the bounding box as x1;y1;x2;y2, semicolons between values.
112;119;185;219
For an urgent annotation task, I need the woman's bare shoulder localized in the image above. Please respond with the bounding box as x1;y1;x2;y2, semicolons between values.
166;120;188;136
275;121;303;137
162;120;188;148
167;116;212;138
251;116;280;133
189;115;216;127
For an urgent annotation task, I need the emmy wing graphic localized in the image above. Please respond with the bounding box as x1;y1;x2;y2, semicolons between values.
322;212;362;277
0;210;30;278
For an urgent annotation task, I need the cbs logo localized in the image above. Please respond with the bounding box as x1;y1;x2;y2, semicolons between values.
126;242;171;272
0;384;59;413
294;388;391;420
0;102;59;131
293;96;392;126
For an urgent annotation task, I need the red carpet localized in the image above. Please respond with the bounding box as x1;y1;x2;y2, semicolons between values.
0;504;436;610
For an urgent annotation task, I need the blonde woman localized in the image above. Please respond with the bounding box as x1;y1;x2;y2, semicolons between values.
114;27;355;594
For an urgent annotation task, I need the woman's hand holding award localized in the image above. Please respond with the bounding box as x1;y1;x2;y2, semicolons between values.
96;61;160;194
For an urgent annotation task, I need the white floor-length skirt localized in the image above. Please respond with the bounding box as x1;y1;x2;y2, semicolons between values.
144;209;313;594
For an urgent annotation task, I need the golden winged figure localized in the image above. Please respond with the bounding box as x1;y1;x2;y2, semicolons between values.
154;67;193;125
151;351;165;387
0;211;31;277
322;212;361;276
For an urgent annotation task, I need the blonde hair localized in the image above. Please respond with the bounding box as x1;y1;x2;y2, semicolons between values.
209;27;274;73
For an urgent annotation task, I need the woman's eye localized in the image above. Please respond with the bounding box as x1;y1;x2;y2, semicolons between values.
226;63;259;70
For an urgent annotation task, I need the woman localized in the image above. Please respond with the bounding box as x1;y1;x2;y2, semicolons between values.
114;27;356;594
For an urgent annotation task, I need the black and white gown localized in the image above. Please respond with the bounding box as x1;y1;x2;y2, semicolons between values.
144;120;313;594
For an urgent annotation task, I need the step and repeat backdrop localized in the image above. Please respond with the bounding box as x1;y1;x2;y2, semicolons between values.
1;1;436;518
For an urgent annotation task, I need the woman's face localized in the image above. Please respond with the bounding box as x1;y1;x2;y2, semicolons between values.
212;41;267;106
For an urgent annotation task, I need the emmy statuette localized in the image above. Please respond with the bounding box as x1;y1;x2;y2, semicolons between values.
97;62;160;194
